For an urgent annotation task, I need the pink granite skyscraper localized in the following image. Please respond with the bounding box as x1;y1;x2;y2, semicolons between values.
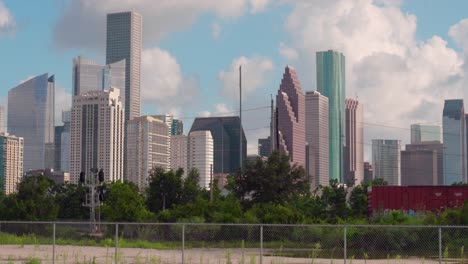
275;66;306;167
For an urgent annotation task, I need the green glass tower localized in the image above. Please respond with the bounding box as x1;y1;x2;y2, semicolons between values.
316;50;345;182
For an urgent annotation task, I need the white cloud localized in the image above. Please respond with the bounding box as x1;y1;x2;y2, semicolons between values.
55;87;72;125
0;1;14;35
218;56;274;100
279;42;298;60
197;110;211;117
215;103;230;114
449;19;468;52
141;47;199;115
53;0;271;50
212;22;221;40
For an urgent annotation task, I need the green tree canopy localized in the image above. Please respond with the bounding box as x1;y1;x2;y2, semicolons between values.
146;167;183;212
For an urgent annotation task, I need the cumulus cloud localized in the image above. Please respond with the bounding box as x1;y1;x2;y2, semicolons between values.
55;87;72;125
0;1;15;35
53;0;271;50
279;42;298;60
212;22;221;40
218;56;274;100
141;47;199;115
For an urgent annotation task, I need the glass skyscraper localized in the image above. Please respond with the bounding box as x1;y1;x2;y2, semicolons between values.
316;50;346;182
442;100;467;184
372;139;401;186
8;73;55;171
410;124;442;143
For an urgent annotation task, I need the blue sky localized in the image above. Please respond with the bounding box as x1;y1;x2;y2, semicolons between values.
1;0;468;155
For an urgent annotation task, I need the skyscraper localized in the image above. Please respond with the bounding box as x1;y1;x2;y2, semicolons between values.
406;142;444;185
188;131;214;189
0;133;23;195
8;73;55;171
258;137;271;158
127;116;170;191
442;100;467;184
316;50;346;182
410;124;442;144
171;135;188;176
60;110;71;172
0;105;4;133
72;56;125;96
54;125;65;170
171;119;184;136
401;147;437;186
70;88;124;184
372;139;401;186
190;116;246;174
275;66;306;167
106;11;142;121
305;91;329;189
344;99;364;185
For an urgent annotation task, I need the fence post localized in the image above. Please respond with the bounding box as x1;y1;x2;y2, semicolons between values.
182;224;185;264
260;225;264;264
344;225;347;264
438;227;442;264
115;223;119;264
53;223;56;264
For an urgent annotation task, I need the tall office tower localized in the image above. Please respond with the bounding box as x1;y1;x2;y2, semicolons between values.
72;56;125;96
363;162;373;183
60;110;71;172
466;113;468;181
127;116;170;191
372;139;401;186
70;88;124;184
171;119;184;136
190;116;246;174
316;50;346;182
401;147;437;186
305;91;329;189
442;99;467;184
0;133;23;195
188;131;214;189
410;124;442;144
54;125;65;170
275;66;306;167
8;73;55;171
258;137;271;157
106;11;142;121
171;135;188;176
0;105;4;133
406;142;444;185
344;99;364;186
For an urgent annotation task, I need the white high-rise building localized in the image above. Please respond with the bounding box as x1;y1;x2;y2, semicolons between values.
127;116;170;191
345;98;364;185
305;91;329;189
0;133;23;195
171;135;188;176
70;88;124;184
188;131;214;189
372;139;401;186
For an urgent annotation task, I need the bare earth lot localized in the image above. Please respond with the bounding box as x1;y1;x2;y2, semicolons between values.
0;245;449;263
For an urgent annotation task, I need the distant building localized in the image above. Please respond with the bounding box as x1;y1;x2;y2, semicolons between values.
364;162;373;183
190;116;246;174
372;139;401;186
127;116;170;191
171;119;184;136
25;169;70;185
442;99;467;184
275;66;306;167
60;111;71;172
344;98;364;186
188;131;214;189
410;124;442;144
8;73;55;171
258;137;271;157
316;50;346;182
0;133;23;195
305;91;329;189
170;135;188;176
0;105;4;133
401;148;437;186
406;142;444;185
70;88;124;184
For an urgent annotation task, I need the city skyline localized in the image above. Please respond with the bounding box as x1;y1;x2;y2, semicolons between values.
1;1;468;159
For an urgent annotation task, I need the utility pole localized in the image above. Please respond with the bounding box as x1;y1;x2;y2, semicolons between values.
81;168;104;235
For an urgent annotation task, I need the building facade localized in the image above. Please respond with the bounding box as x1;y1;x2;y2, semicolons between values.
188;131;214;189
305;91;329;189
70;88;124;184
372;139;401;186
170;135;188;176
406;142;444;185
258;137;271;158
401;148;437;186
171;119;184;136
442;100;467;184
0;105;4;133
344;98;364;185
0;133;23;195
275;66;306;167
364;162;373;183
127;116;170;191
410;124;442;144
60;110;71;172
8;73;55;172
190;116;246;174
316;50;346;182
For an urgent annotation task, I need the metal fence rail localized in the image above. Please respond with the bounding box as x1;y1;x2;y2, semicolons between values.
0;221;466;264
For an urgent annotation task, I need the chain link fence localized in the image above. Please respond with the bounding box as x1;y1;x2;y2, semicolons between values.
0;222;466;263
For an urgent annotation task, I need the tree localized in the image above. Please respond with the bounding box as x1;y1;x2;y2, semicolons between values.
101;181;150;222
229;151;309;204
146;167;183;212
53;183;88;220
180;168;202;204
348;184;368;219
319;179;349;222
